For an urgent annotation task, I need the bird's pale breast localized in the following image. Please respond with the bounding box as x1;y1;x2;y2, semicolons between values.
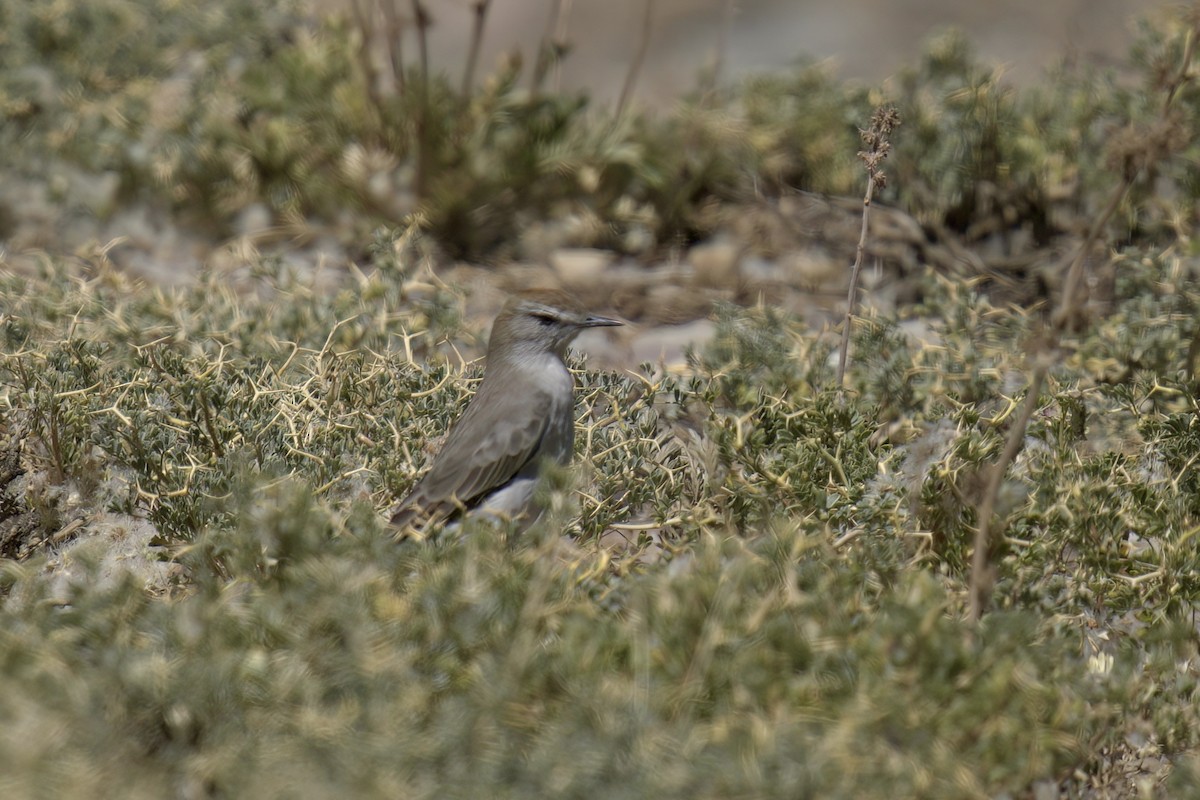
455;356;575;521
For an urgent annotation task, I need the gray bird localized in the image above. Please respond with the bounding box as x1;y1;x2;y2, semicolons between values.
390;294;622;533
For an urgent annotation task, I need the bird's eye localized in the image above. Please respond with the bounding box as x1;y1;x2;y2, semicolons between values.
532;313;556;326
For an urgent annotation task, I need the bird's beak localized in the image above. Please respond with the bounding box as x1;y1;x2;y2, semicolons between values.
581;314;623;328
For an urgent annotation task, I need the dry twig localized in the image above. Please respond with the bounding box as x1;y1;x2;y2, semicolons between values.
349;0;387;125
462;0;493;96
531;0;573;95
410;0;430;77
836;107;901;393
379;0;406;94
616;0;656;118
967;21;1199;622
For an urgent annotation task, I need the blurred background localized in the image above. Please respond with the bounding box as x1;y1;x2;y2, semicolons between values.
357;0;1165;101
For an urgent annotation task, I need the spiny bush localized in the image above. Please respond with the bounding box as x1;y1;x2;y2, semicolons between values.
0;476;1154;799
3;4;1200;797
6;0;1197;262
2;238;1199;795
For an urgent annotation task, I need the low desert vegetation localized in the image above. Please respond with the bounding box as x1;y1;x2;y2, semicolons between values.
2;1;1200;797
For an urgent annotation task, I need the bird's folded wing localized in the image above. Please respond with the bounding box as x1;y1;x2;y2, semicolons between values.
398;383;554;519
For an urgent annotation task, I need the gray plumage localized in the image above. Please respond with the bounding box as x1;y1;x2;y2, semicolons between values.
390;295;621;532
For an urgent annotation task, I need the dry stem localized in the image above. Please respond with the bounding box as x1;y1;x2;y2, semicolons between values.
532;0;573;95
349;0;386;125
701;0;736;100
616;0;656;118
409;0;432;198
967;179;1131;623
379;0;406;94
967;20;1199;622
462;0;492;96
836;107;900;393
410;0;430;77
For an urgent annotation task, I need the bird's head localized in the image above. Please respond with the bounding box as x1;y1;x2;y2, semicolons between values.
488;294;622;360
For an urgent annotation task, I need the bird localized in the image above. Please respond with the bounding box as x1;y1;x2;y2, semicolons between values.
390;294;622;534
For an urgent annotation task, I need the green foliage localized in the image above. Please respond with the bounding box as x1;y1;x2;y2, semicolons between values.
889;29;1045;230
0;472;1149;799
887;19;1200;242
4;2;1200;796
4;241;1197;794
4;1;1197;261
0;238;466;538
0;0;301;195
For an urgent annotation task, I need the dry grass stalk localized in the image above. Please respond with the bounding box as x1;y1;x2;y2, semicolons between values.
967;20;1200;622
410;0;430;77
616;0;656;118
836;107;901;393
379;0;406;94
349;0;387;124
462;0;492;96
531;0;572;95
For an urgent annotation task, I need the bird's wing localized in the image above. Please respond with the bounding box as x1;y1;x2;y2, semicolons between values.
394;381;555;524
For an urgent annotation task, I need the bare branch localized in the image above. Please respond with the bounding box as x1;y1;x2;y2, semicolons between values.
379;0;406;95
532;0;574;95
350;0;386;119
836;107;901;394
967;20;1198;622
702;0;736;99
616;0;656;118
462;0;493;96
411;0;430;78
